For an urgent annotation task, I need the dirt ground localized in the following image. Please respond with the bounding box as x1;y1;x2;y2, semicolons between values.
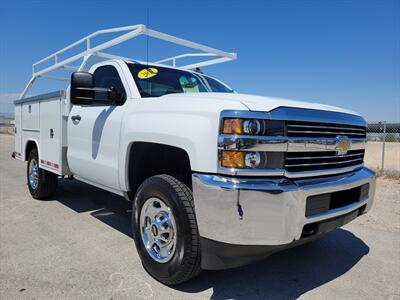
1;133;399;299
0;126;14;135
355;176;400;233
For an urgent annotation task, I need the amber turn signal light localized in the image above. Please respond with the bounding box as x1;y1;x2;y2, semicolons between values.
222;118;243;134
221;151;245;168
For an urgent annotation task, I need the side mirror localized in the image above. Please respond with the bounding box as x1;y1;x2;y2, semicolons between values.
70;72;95;105
70;72;121;106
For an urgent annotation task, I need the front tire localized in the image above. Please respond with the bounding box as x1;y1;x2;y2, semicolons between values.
132;175;201;285
27;148;58;199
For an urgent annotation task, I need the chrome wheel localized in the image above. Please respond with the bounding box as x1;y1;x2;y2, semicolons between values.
140;197;177;263
28;158;39;190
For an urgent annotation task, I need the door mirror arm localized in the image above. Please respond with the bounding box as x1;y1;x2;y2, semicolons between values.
108;86;125;106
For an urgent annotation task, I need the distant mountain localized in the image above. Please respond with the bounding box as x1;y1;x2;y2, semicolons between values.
0;93;20;118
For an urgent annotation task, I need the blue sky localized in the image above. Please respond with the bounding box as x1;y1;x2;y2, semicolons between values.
0;0;399;122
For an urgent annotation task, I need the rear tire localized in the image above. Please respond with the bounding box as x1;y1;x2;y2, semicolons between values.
132;174;201;285
27;148;58;199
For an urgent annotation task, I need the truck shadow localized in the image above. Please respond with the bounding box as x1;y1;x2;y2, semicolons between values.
54;178;369;299
55;178;132;237
177;229;369;299
92;106;115;159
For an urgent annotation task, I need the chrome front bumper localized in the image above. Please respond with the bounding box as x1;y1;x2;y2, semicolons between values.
192;167;376;246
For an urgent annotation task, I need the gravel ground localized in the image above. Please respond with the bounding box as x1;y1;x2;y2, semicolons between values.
1;134;399;299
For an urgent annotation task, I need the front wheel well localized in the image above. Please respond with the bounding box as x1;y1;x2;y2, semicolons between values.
25;140;38;161
128;142;192;196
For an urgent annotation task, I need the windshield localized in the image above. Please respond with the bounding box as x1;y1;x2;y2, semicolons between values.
127;63;234;98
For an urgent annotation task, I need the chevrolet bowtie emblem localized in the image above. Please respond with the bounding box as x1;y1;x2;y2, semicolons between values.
335;136;351;155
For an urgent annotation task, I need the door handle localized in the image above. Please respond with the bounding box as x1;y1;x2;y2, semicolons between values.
71;115;81;123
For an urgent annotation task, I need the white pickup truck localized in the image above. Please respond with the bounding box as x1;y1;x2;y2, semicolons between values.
13;25;376;285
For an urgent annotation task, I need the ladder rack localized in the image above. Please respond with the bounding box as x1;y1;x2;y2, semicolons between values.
21;24;237;99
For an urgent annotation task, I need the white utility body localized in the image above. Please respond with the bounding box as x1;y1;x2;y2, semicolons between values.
14;91;68;174
14;25;376;285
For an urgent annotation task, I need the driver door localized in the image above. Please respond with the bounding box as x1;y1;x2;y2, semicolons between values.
67;63;128;190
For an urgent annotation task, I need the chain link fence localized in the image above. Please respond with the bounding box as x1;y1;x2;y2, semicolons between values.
365;122;400;177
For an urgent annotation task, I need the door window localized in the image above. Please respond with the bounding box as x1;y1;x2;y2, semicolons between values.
93;65;126;103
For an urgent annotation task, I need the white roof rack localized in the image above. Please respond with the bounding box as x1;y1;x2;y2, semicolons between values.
20;24;237;99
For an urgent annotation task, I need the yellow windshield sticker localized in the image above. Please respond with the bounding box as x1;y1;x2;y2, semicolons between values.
138;68;158;79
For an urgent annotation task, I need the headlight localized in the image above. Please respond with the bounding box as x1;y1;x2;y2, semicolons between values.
244;151;261;168
220;150;284;169
243;120;262;135
219;112;286;172
222;118;284;136
221;151;262;168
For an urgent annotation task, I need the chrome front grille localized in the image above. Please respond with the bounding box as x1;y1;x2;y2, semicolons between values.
287;121;366;139
285;150;365;173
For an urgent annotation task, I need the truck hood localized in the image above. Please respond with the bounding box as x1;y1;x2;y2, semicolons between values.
162;92;360;116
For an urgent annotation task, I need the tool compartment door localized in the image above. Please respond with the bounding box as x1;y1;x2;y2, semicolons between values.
39;98;62;175
14;104;22;158
21;102;40;130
